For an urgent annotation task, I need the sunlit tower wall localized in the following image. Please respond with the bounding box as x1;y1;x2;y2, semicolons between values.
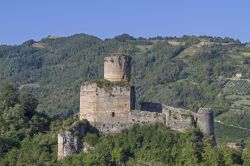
104;54;131;82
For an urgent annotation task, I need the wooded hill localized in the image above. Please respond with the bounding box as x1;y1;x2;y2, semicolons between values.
1;33;250;142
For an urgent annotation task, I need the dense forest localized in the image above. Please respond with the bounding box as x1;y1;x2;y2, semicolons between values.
0;34;250;165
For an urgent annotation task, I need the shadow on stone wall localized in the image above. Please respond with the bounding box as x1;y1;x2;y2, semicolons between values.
140;102;163;113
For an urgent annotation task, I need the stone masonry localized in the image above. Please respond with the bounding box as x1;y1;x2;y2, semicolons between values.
58;54;215;160
104;54;131;81
79;54;215;135
57;131;80;160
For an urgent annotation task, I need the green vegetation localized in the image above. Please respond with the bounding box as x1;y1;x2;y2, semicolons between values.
1;34;250;164
1;34;246;118
217;110;250;129
62;125;211;166
181;111;193;118
1;83;250;165
223;80;250;95
0;83;53;165
219;80;250;128
215;122;250;143
91;79;130;88
0;34;249;131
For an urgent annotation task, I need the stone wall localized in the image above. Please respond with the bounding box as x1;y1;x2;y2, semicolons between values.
57;121;87;160
57;131;80;160
94;110;166;133
163;105;195;132
58;54;217;160
104;55;131;82
80;81;135;132
79;82;98;122
129;110;166;125
194;108;214;135
95;85;131;124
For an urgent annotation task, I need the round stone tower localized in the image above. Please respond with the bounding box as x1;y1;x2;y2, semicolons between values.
104;54;131;82
196;108;214;135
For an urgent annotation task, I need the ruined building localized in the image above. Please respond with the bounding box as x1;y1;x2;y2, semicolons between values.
58;54;215;159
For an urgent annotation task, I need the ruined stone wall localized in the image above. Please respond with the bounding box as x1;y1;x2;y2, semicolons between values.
95;110;166;133
163;106;214;135
194;108;214;135
163;105;195;132
129;110;166;125
79;55;215;135
94;122;131;133
104;55;131;82
57;131;80;160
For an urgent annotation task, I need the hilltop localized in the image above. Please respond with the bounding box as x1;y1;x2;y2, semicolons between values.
0;33;250;142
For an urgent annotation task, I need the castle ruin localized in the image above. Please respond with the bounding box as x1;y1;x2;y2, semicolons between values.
58;54;215;159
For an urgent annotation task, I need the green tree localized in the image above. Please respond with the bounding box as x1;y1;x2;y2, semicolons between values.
0;83;19;109
242;142;250;166
111;147;124;165
20;93;38;118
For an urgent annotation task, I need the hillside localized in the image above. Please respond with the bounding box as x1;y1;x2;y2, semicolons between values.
0;83;248;165
0;34;250;142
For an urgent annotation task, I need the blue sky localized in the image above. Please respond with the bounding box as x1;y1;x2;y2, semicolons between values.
1;0;250;45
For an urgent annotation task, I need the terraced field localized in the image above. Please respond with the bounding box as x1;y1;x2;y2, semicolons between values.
218;80;250;130
223;80;250;95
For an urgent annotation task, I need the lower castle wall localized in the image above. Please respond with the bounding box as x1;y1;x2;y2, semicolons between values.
95;110;166;133
163;106;195;132
129;110;166;125
94;122;131;133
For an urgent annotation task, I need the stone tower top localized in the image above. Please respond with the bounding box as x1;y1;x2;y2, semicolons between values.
104;54;131;82
197;108;213;114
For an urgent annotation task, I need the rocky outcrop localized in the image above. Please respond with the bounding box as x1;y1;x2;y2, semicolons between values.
82;142;95;153
57;121;88;160
57;131;80;160
163;106;195;132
